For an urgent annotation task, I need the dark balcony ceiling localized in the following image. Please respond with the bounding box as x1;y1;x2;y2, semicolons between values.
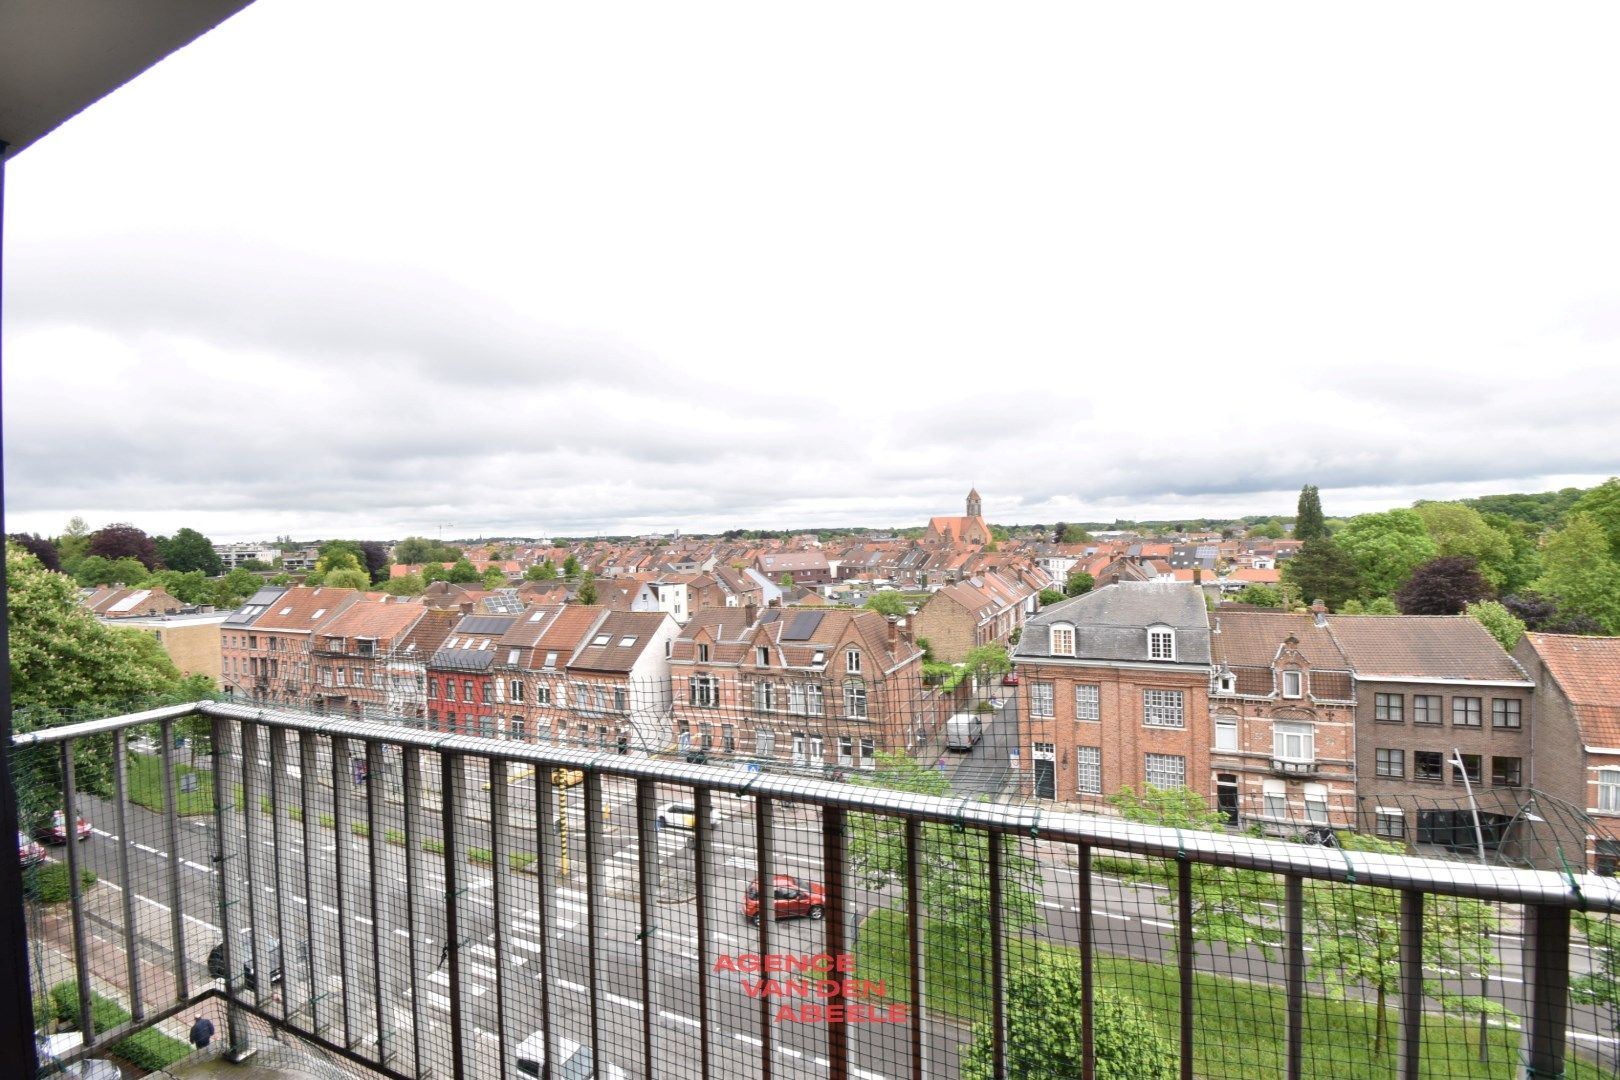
0;0;258;161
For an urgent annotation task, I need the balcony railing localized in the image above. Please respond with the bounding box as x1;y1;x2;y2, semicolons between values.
10;700;1620;1080
1270;757;1319;777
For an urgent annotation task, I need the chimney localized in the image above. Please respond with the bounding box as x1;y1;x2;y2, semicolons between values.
1311;599;1328;628
886;616;898;650
1193;568;1202;585
460;602;474;615
744;602;759;625
1213;617;1221;635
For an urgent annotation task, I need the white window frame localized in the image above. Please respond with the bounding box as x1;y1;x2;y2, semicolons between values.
1030;682;1055;719
1050;624;1075;657
1147;627;1175;661
1215;715;1238;752
1281;669;1303;699
1144;752;1185;789
1143;689;1185;728
1375;808;1406;839
846;648;862;674
755;729;776;757
1075;684;1100;721
1263;779;1288;819
844;681;868;719
1272;721;1314;763
1303;783;1329;824
806;683;825;717
1076;746;1102;795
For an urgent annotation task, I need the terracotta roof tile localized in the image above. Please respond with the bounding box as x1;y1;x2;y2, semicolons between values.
1524;633;1620;748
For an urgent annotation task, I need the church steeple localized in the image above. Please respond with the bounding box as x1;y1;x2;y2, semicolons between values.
966;487;982;518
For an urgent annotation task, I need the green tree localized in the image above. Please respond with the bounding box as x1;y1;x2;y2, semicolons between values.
848;753;1039;937
87;523;162;570
394;536;461;565
8;543;201;829
155;527;223;575
378;572;426;596
1037;587;1065;606
1064;570;1094;597
1339;596;1399;615
576;570;599;605
147;570;210;605
1233;584;1283;608
324;567;371;590
962;643;1011;678
1532;513;1620;633
961;957;1174;1080
525;560;558;581
208;568;262;609
1466;600;1527;652
1412;502;1514;590
778;573;795;589
73;555;151;588
56;515;91;573
562;554;580;580
1107;786;1279;957
1336;509;1438;600
1306;833;1502;1055
446;559;482;584
481;566;509;589
864;591;907;617
1573;913;1620;1046
1294;485;1326;542
422;563;451;584
1059;524;1092;544
1250;518;1287;539
1569;478;1620;562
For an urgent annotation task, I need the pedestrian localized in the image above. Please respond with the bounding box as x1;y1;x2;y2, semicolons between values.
189;1015;215;1050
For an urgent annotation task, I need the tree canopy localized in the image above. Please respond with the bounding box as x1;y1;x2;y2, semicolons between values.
1532;513;1620;634
1466;600;1527;652
575;570;599;605
1294;485;1326;542
155;527;223;575
864;591;907;617
87;523;162;570
1336;509;1438;600
1411;502;1514;590
393;536;464;565
8;532;61;571
525;560;558;581
1394;556;1492;616
1064;570;1094;597
1569;478;1620;562
1281;536;1360;611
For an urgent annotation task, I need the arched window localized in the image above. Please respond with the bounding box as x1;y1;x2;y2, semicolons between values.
1147;626;1175;661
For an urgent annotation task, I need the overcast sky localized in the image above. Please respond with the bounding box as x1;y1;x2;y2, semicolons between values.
4;3;1618;543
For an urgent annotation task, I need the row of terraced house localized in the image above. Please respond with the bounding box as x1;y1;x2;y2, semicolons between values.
1012;581;1620;872
216;585;933;769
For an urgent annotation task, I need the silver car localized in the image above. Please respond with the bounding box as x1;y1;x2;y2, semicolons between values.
513;1033;628;1080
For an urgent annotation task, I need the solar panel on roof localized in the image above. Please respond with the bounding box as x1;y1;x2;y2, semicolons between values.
759;608;782;624
459;615;515;634
782;610;824;640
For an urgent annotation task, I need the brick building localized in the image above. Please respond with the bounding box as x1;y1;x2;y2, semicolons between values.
1331;615;1535;850
221;586;365;706
1208;610;1357;831
670;605;924;773
909;571;1033;663
1513;632;1620;872
1012;582;1212;808
308;597;432;720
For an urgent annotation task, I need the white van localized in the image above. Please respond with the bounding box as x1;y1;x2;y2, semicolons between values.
945;714;983;751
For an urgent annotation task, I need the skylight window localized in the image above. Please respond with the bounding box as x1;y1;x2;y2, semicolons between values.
508;649;521;664
529;611;544;622
619;636;638;647
593;634;611;646
446;637;459;648
311;608;326;620
279;607;293;616
545;651;558;667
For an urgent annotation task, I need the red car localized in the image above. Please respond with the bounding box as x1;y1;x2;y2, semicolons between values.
744;875;825;924
1001;672;1020;686
18;832;47;867
48;811;92;844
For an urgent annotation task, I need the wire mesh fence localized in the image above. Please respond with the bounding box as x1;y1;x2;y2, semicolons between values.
11;700;1620;1080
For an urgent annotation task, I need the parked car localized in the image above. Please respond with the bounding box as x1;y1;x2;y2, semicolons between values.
513;1032;628;1079
657;801;716;831
48;810;92;844
944;714;983;751
743;875;825;924
1000;672;1020;686
208;935;283;991
18;832;47;867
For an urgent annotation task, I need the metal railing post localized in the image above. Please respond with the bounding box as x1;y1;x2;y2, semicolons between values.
635;777;657;1080
754;791;775;1079
823;804;849;1080
159;718;188;1003
439;749;467;1080
399;745;426;1076
1177;856;1194;1080
363;739;388;1066
1283;874;1305;1080
1078;842;1094;1080
583;768;605;1073
904;817;925;1080
330;734;357;1047
110;728;143;1020
988;828;1006;1080
490;756;513;1080
60;741;93;1045
1522;903;1571;1080
693;785;715;1079
1396;890;1425;1080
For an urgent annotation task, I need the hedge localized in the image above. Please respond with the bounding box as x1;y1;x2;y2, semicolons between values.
47;982;191;1071
24;863;98;904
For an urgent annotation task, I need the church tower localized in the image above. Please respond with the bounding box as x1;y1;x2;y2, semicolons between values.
966;487;982;519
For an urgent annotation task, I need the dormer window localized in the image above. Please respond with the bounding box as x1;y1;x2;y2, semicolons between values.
1148;627;1175;661
1216;672;1236;695
698;643;710;663
846;649;862;674
758;646;771;667
1050;624;1075;657
1282;669;1303;699
811;649;826;667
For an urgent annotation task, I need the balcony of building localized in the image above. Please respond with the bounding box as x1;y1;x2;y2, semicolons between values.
7;701;1620;1080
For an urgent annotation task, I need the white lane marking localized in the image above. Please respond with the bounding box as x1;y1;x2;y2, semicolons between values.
734;1033;763;1047
511;939;544;954
605;992;644;1011
1093;910;1130;922
182;860;212;874
660;1010;700;1029
1039;901;1062;910
1143;919;1175;929
557;978;587;994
